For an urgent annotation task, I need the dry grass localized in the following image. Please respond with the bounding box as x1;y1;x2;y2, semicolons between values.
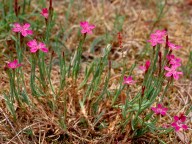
0;0;192;143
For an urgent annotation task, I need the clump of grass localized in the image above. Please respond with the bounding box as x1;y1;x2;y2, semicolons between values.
0;0;191;143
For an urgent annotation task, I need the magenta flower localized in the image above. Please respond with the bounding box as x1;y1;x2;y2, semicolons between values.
171;114;188;131
147;29;166;46
27;39;48;53
166;54;175;61
12;23;33;37
167;54;181;68
164;66;183;80
41;8;49;19
80;21;95;34
151;104;168;116
123;76;135;85
168;41;181;50
7;60;22;69
151;30;167;38
139;60;150;72
147;36;164;46
170;57;181;68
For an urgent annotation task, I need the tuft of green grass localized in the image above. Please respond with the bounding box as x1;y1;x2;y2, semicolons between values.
0;0;191;143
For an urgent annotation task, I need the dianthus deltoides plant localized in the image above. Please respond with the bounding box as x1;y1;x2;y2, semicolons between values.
3;1;189;143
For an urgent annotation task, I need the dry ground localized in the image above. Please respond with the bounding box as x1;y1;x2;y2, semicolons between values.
0;0;192;143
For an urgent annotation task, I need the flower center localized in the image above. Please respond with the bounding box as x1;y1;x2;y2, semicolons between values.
176;120;183;127
157;108;162;113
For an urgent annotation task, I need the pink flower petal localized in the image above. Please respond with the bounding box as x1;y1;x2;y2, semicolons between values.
168;42;182;50
157;104;162;108
40;47;49;53
89;25;95;29
12;23;22;32
180;114;186;122
171;122;177;127
26;30;33;35
161;111;166;116
173;73;179;80
175;126;180;131
30;47;39;53
164;66;171;71
177;71;183;75
165;72;172;77
27;39;38;48
80;21;88;27
182;124;188;130
38;42;46;48
38;42;48;53
151;107;157;112
167;54;175;61
87;31;93;34
81;29;87;34
23;23;31;29
21;31;28;37
174;116;179;121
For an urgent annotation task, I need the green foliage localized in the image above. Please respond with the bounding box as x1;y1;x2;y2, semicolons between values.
1;1;191;143
182;51;192;79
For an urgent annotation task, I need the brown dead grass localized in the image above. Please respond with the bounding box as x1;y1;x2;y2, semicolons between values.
0;0;192;143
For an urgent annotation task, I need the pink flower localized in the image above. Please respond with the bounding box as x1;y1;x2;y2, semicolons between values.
7;60;22;69
171;114;188;131
41;8;49;19
80;21;95;34
164;66;183;80
147;29;166;46
12;23;33;37
170;58;181;68
167;54;181;68
168;41;181;50
123;76;135;85
147;36;164;46
151;104;168;116
27;39;48;53
151;30;167;38
139;60;150;72
166;54;175;61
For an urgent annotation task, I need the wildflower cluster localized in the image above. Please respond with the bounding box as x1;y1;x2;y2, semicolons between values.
147;29;188;131
165;54;183;80
122;29;188;134
3;1;190;142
